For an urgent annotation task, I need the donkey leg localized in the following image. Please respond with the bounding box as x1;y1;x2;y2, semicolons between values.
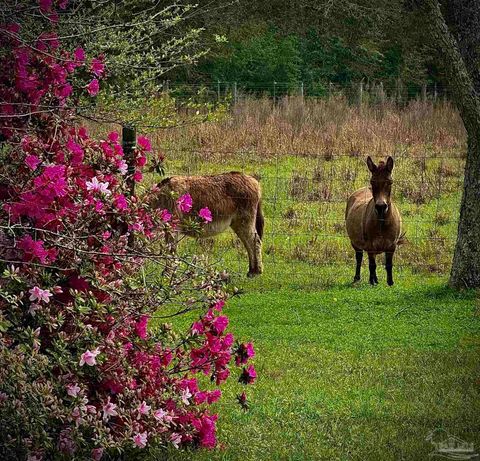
385;250;395;286
353;246;363;282
368;252;378;285
231;220;260;277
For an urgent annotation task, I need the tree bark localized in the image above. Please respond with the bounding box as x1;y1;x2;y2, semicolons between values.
414;0;480;288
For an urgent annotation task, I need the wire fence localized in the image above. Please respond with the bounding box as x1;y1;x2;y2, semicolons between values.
160;80;451;108
162;148;464;287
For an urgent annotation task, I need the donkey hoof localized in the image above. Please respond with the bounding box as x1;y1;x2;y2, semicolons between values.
353;276;360;283
247;271;260;278
387;280;394;286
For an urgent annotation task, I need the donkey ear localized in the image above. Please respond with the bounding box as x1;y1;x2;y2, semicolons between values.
386;156;394;172
366;156;377;173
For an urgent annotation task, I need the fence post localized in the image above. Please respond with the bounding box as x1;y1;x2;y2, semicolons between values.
358;81;363;107
217;80;220;102
421;83;427;102
122;124;136;197
233;82;237;106
434;82;438;102
300;81;304;100
273;81;277;105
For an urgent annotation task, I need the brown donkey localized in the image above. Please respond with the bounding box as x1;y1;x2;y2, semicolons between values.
153;172;264;277
345;156;402;286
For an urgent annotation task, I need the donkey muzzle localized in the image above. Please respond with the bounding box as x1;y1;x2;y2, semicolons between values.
375;203;388;218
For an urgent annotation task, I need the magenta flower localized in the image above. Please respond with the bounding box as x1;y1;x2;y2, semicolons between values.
137;136;152;152
107;131;119;143
29;286;52;303
212;315;229;334
86;78;99;96
66;383;80;397
79;348;100;366
114;194;128;210
90;58;105;77
207;389;222;404
39;0;53;12
73;47;85;63
135;315;149;339
159;209;172;222
213;300;225;311
177;194;192;213
239;364;257;384
132;432;148;449
136;155;147;167
102;398;118;420
25;154;41;170
235;342;255;365
133;170;143;182
198;207;212;222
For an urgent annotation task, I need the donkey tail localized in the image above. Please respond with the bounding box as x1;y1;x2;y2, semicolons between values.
255;200;264;240
397;231;407;245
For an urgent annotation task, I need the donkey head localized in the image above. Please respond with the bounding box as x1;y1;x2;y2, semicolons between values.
366;156;394;219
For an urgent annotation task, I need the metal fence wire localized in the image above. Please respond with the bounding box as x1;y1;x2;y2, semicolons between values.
163;148;464;287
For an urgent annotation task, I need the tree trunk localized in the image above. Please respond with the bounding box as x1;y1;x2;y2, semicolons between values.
415;0;480;288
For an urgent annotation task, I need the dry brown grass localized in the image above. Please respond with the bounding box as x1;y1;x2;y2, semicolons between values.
155;96;466;160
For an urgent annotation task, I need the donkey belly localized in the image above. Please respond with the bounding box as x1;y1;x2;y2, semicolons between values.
198;217;233;238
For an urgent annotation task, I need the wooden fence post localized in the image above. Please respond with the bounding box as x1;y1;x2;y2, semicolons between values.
122;124;136;248
122;124;136;197
233;82;237;106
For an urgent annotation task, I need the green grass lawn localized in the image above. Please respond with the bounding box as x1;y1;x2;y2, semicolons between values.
144;146;479;460
155;271;480;461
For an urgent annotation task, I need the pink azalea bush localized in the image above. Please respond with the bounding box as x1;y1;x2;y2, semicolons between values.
0;3;255;460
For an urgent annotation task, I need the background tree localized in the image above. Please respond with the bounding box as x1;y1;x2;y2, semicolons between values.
409;0;480;288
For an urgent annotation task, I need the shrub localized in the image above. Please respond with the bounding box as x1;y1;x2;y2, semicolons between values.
0;3;254;460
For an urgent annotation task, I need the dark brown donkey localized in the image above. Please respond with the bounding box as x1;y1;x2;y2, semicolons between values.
152;172;264;277
345;156;402;286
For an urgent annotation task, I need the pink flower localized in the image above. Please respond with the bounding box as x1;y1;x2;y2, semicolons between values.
102;231;111;240
102;398;118;420
133;171;143;182
116;159;128;175
132;432;148;449
114;194;128;210
25;154;41;170
181;388;192;405
86;177;111;196
212;315;229;334
91;448;103;461
137;136;151;152
66;383;80;397
90;58;105;77
86;78;99;96
137;401;151;417
153;408;171;423
29;286;52;303
177;194;192;213
170;432;182;449
79;348;100;366
199;207;212;222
